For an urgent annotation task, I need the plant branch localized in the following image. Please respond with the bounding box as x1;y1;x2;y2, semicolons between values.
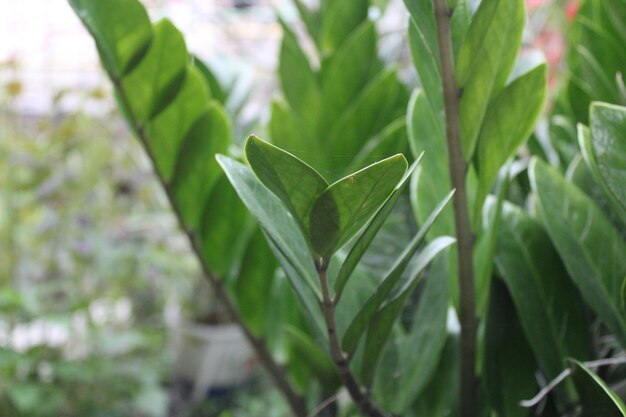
520;356;626;408
316;260;389;417
111;78;308;417
432;1;478;416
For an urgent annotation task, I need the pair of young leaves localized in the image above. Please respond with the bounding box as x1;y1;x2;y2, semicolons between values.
243;135;409;262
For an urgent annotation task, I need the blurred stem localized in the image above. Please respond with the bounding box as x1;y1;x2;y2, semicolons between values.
316;259;388;417
111;78;308;417
432;0;478;416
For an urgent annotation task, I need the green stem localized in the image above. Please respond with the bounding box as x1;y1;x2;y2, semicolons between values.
316;260;389;417
432;0;478;416
112;78;308;417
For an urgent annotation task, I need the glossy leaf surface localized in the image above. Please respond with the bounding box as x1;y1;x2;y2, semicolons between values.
571;360;626;416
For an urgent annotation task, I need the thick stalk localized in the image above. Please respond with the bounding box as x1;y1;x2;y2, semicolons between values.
112;78;308;417
432;1;478;416
316;261;388;417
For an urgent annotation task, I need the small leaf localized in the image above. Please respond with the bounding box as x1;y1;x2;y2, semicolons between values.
456;0;525;160
319;0;368;53
341;190;454;354
530;158;626;348
570;359;626;416
192;55;228;105
309;155;408;258
474;64;547;222
334;156;422;298
245;135;328;242
68;0;152;77
217;155;321;300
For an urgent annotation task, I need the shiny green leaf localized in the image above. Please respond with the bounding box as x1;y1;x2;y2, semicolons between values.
456;0;525;160
530;158;626;347
245;135;328;242
474;64;547;222
309;155;408;258
571;360;626;416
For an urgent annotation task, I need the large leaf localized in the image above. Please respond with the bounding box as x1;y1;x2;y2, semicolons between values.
245;135;328;242
474;64;547;221
341;190;454;354
529;158;626;347
571;360;626;416
68;0;151;77
334;157;422;298
360;237;455;385
456;0;525;160
309;155;408;258
589;102;626;212
170;103;230;229
484;279;539;417
122;19;188;123
492;200;592;389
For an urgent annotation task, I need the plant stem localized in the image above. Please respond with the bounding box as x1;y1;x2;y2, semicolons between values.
432;1;478;416
111;78;308;417
316;261;388;417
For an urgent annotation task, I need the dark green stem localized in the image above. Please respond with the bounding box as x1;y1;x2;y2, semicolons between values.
432;1;478;416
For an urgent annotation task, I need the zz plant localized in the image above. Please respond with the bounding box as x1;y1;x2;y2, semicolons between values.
69;0;626;416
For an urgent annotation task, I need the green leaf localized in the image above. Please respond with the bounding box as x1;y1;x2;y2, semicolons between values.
529;158;626;348
492;200;592;389
571;360;626;416
278;20;321;132
387;253;450;413
325;69;407;169
68;0;152;77
122;19;188;123
484;279;539;417
407;17;442;119
407;90;453;239
268;100;314;162
474;64;547;222
589;102;626;212
321;21;379;126
309;155;408;258
456;0;525;160
200;175;251;277
293;0;321;43
334;156;422;298
144;66;211;181
341;190;454;354
360;236;455;385
192;55;228;105
319;0;368;53
216;155;320;300
170;103;230;230
233;229;277;335
245;135;328;243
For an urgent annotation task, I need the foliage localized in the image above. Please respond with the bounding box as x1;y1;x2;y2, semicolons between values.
44;0;626;416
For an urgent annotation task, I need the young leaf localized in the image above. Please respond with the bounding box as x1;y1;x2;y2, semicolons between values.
474;64;547;222
334;156;423;298
492;200;592;387
216;155;320;299
341;190;454;354
530;158;626;348
68;0;152;77
309;155;408;258
570;360;626;416
360;237;455;385
456;0;525;160
245;135;328;242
